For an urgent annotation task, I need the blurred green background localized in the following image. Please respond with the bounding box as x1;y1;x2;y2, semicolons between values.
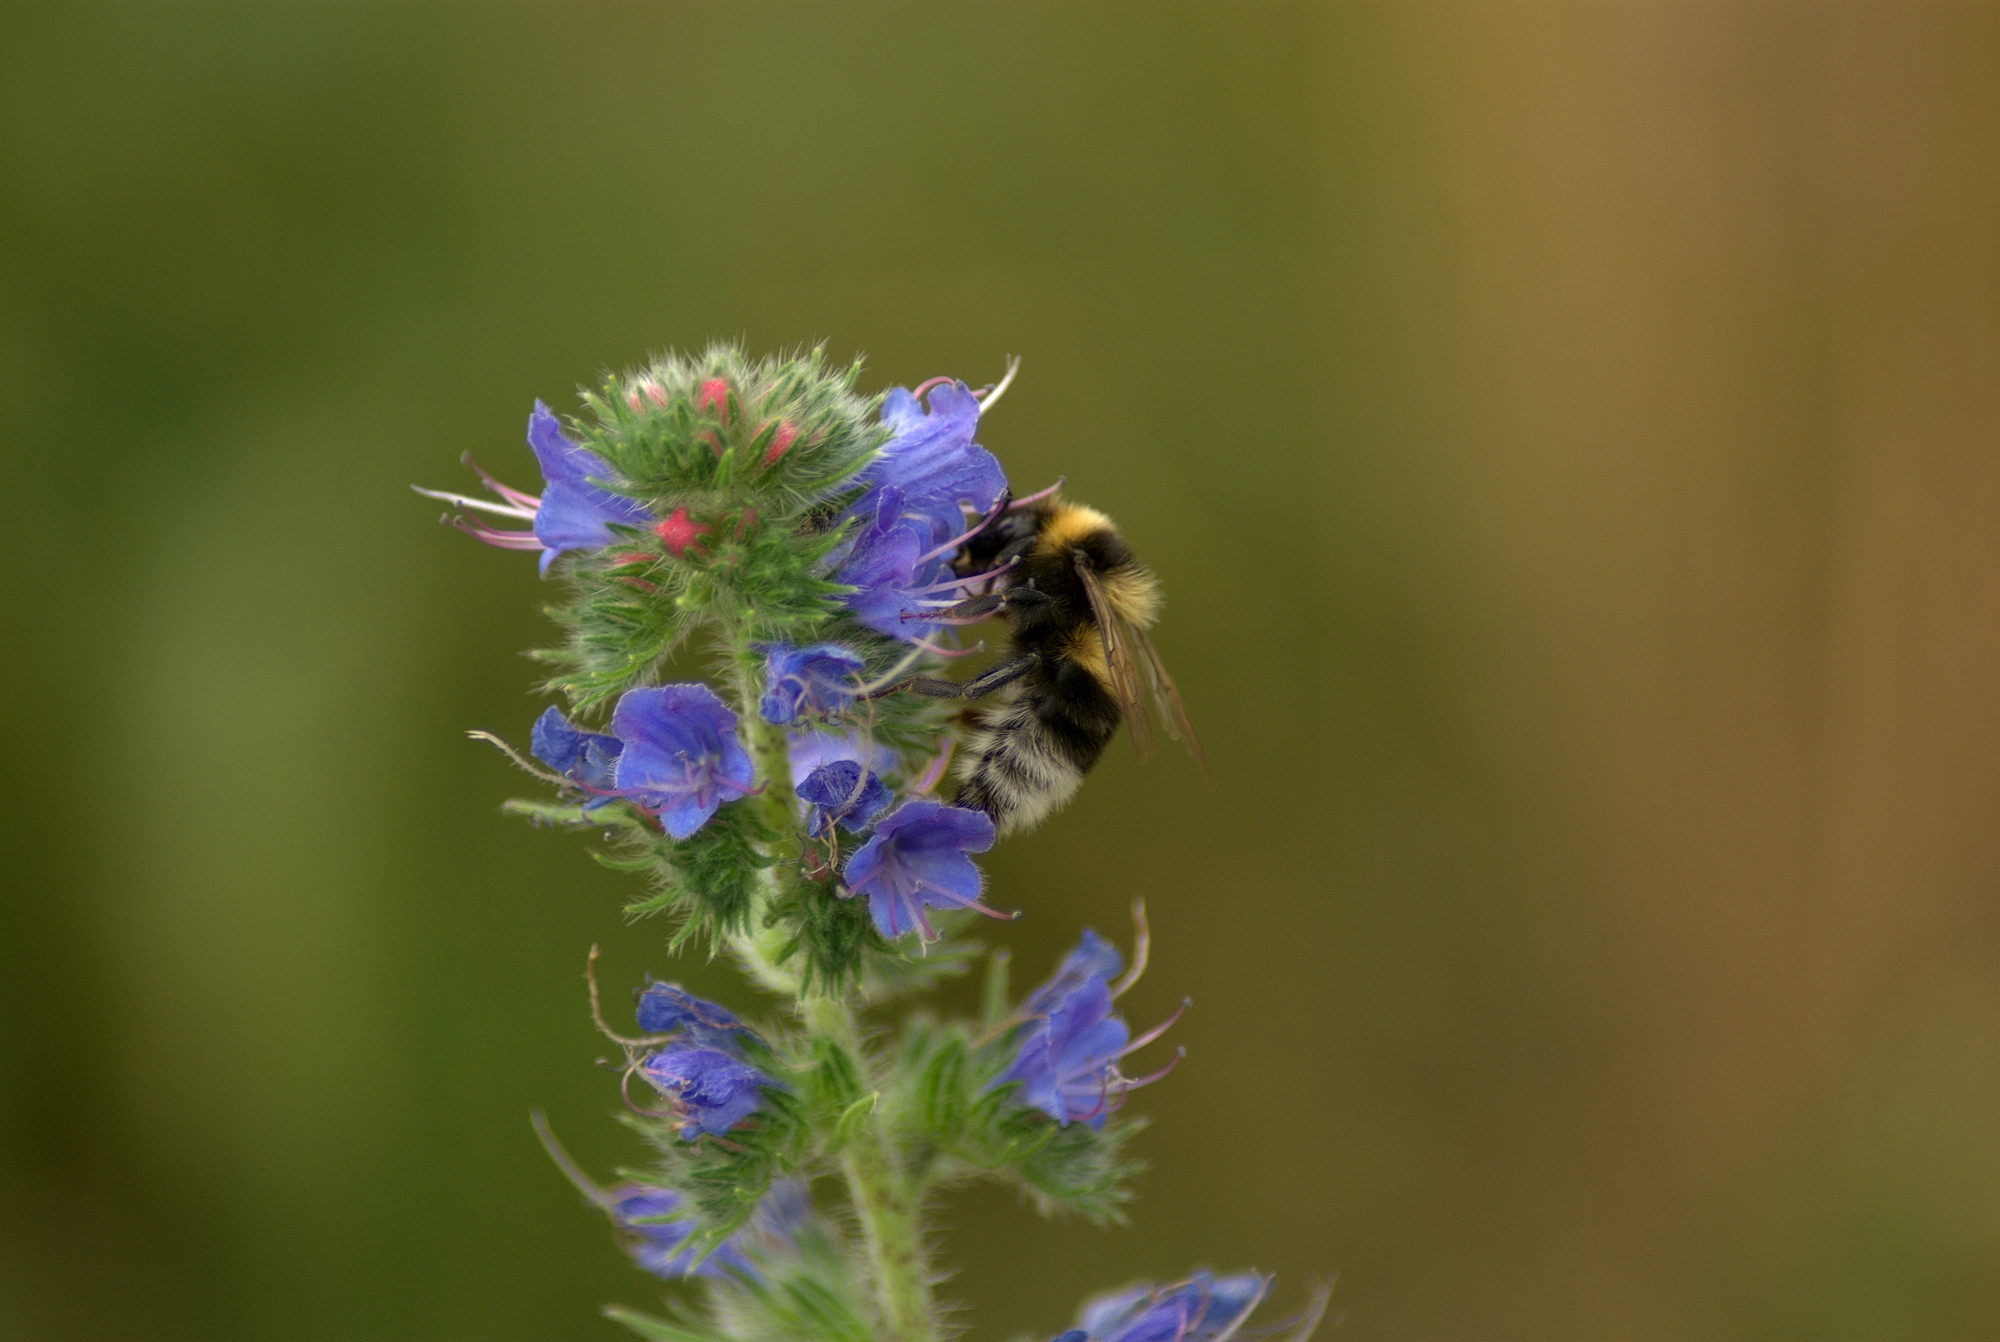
3;3;1997;1339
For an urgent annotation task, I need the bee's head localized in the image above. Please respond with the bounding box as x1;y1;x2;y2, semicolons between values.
953;496;1048;574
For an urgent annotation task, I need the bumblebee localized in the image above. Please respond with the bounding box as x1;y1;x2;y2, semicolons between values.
881;493;1206;836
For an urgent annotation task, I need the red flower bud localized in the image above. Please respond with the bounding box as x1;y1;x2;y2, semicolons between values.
655;507;711;559
762;420;800;467
697;379;730;418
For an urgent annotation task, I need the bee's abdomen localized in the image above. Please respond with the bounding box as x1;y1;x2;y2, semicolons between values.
952;678;1120;837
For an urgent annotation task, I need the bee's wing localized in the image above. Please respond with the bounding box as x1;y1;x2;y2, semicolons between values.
1075;552;1156;761
1128;621;1210;783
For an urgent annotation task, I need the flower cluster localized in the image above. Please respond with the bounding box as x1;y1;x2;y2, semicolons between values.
413;401;651;573
606;1184;758;1279
631;983;780;1141
531;685;754;839
425;346;1319;1342
756;642;867;725
996;929;1187;1127
1057;1272;1273;1342
796;760;892;837
831;379;1008;642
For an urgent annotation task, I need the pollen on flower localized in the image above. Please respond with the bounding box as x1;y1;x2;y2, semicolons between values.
697;378;730;418
656;507;711;559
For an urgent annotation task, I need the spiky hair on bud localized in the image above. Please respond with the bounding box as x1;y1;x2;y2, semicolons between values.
578;342;888;524
529;344;892;713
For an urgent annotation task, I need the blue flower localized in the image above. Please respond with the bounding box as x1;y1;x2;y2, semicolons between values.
529;706;624;809
635;983;757;1054
610;684;756;840
1072;1272;1271;1342
855;380;1007;547
788;729;901;783
840;800;998;940
797;761;893;837
1020;927;1124;1019
757;642;867;725
639;1045;775;1140
833;485;946;640
525;401;652;573
994;935;1186;1128
749;1177;814;1240
997;973;1127;1128
604;1177;811;1280
607;1184;755;1279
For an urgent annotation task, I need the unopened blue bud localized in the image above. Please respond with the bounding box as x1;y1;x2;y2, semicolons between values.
1075;1273;1271;1342
529;707;623;808
639;1045;775;1140
634;983;756;1054
797;761;893;837
607;1185;754;1280
757;642;866;724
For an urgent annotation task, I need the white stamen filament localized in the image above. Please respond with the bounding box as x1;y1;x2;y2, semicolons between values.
974;355;1021;413
411;485;538;519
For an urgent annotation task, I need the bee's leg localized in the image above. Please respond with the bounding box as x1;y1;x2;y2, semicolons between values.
988;535;1037;568
959;652;1039;700
868;653;1039;702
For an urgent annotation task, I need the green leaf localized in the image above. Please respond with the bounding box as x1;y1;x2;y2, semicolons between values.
833;1091;879;1147
602;1305;725;1342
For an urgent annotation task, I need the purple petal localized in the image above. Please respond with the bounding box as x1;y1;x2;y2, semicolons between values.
525;401;651;567
789;730;901;781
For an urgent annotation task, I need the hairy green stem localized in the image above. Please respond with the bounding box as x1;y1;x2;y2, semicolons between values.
730;643;804;997
805;991;937;1342
728;633;936;1342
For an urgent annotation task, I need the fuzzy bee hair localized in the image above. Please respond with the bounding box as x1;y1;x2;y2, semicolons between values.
903;495;1198;838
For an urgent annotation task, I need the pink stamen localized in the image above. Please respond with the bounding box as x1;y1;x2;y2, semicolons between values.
904;559;1018;595
900;609;991;626
913;740;955;795
1074;1074;1116;1125
1006;478;1065;510
450;516;545;550
1118;997;1190;1058
910;375;954;402
915;878;1017;922
914;501;1005;566
1115;1047;1186;1091
914;637;985;659
459;454;543;510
